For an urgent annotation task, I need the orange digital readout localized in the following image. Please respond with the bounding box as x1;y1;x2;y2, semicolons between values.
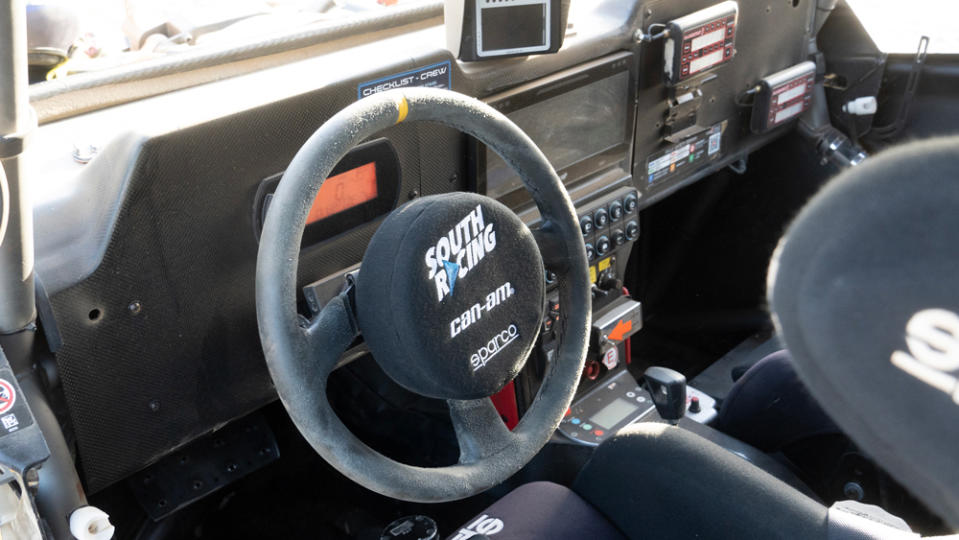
306;162;378;224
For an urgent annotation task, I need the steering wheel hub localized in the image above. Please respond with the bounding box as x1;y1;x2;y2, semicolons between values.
356;193;545;400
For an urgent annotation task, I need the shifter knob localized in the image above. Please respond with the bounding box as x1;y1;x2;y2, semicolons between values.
643;366;687;424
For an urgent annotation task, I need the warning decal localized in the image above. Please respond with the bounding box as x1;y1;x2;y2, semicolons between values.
0;371;33;437
645;121;726;186
0;379;15;415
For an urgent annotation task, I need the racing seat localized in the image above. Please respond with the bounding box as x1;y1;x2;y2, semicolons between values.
450;137;959;539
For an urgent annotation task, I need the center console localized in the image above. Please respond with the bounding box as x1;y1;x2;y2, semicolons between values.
557;369;718;446
473;52;646;411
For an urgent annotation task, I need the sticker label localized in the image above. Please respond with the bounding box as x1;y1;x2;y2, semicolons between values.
450;282;515;338
0;379;15;415
357;61;452;99
645;122;725;186
0;372;34;438
425;204;497;302
471;324;520;372
602;347;619;370
451;514;504;540
607;319;633;342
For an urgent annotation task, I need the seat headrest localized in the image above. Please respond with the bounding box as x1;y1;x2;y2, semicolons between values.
769;136;959;526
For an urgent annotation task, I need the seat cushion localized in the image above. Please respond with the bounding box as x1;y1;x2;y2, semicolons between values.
447;481;626;540
573;423;829;539
719;349;840;451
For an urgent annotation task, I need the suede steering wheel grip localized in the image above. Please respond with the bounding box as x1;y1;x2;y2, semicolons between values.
255;88;591;502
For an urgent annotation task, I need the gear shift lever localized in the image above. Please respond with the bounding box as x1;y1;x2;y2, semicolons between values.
643;366;687;424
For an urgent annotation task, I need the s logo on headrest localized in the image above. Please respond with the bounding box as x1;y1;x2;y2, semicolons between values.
891;308;959;404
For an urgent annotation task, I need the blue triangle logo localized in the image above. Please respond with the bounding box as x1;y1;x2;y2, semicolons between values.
443;260;460;297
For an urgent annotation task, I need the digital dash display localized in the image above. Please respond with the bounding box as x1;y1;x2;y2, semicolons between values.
690;28;725;52
480;4;546;51
253;137;400;248
664;1;739;86
306;162;378;224
589;398;639;430
751;61;816;133
689;49;725;75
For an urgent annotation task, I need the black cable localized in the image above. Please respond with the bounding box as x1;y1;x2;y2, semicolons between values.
639;23;669;43
734;86;760;108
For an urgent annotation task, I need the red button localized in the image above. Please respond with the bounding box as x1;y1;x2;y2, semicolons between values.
594;430;605;436
565;408;571;417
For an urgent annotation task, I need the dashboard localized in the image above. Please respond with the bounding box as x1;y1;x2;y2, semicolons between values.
28;0;816;492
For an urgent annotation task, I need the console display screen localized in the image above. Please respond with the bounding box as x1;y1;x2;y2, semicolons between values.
481;5;546;50
306;162;378;224
485;70;629;201
589;397;639;430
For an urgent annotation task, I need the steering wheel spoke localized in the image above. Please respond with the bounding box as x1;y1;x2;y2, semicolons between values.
533;220;571;275
448;398;515;464
301;291;359;376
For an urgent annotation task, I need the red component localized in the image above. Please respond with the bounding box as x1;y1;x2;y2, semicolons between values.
584;360;601;380
489;381;520;430
593;430;605;436
565;408;571;417
622;286;633;365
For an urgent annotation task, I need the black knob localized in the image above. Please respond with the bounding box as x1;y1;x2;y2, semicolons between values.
609;200;623;221
580;215;593;236
643;366;687;425
599;275;622;292
596;235;611;256
381;516;438;540
594;208;609;228
612;229;626;247
625;221;639;241
585;243;595;261
624;194;638;214
688;396;701;414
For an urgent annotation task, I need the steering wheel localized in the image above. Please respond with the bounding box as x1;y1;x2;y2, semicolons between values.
255;87;590;503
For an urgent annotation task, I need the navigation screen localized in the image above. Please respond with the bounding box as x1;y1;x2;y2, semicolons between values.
481;5;546;51
306;162;378;224
485;70;629;200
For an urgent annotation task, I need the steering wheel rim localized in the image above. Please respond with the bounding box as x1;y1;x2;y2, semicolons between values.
256;88;590;502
